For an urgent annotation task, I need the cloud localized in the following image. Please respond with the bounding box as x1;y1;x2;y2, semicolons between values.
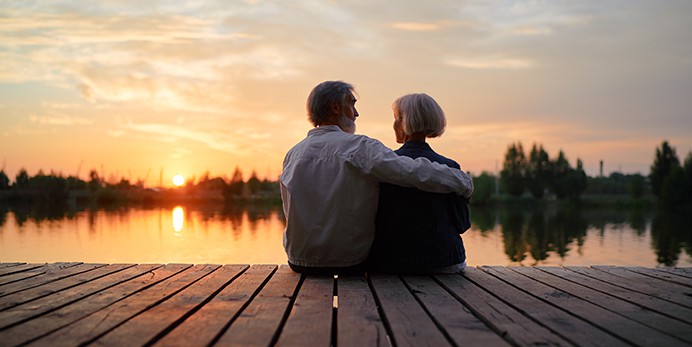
170;147;193;159
75;64;237;113
445;57;535;70
514;26;552;36
124;122;242;154
390;20;458;32
29;114;93;125
0;5;299;113
107;130;125;137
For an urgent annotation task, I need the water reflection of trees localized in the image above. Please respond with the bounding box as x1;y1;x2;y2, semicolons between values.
471;207;496;233
5;202;76;226
473;204;692;266
0;202;283;231
1;202;688;266
650;206;692;266
494;206;588;265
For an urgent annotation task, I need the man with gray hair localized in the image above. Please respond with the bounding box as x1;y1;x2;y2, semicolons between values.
280;81;473;275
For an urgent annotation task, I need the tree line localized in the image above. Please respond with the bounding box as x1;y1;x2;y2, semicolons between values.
2;140;690;206
471;140;692;205
0;166;279;205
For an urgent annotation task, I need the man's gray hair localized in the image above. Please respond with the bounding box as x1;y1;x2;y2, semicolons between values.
393;93;446;138
307;81;355;127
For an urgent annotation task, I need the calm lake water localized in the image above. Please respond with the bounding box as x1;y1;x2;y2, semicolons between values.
1;203;690;267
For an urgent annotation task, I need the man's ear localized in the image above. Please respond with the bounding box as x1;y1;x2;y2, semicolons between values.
330;101;340;115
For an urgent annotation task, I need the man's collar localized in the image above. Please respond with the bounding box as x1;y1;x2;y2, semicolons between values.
308;125;342;135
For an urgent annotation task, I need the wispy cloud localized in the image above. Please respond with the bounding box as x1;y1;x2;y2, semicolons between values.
29;114;93;125
0;5;299;113
123;122;242;155
514;26;552;36
445;57;535;70
390;20;458;32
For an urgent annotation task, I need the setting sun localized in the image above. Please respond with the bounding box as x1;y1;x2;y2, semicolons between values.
172;174;185;187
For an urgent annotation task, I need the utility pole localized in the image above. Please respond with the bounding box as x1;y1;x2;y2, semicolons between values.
599;160;603;177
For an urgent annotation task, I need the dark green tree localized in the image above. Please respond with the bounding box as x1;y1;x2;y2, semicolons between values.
15;168;29;189
572;159;587;198
0;170;10;190
260;178;277;192
551;150;572;199
650;140;680;197
500;142;526;197
471;172;496;204
684;152;692;203
23;170;69;202
661;166;686;204
226;166;245;197
629;173;645;199
247;170;262;195
66;176;87;190
526;144;551;198
88;169;102;191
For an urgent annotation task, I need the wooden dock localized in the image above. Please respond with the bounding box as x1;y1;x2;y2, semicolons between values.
0;263;691;346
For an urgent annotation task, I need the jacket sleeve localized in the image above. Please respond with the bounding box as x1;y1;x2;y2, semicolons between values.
449;195;471;234
345;136;474;198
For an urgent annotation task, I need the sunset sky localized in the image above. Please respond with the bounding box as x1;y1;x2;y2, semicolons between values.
1;1;691;186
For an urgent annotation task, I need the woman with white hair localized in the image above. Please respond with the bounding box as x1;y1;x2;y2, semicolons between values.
369;93;471;274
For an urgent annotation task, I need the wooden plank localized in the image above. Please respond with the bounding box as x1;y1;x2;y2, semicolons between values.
90;265;246;346
0;264;189;347
468;267;626;347
0;263;46;276
0;270;44;286
0;263;79;288
0;263;24;269
436;270;571;346
369;274;450;347
0;263;134;312
4;263;689;347
661;267;692;279
0;263;103;296
25;264;218;347
591;266;692;307
214;265;301;347
275;275;334;346
402;275;509;346
336;275;388;347
0;264;149;330
499;266;692;346
154;265;277;347
625;267;692;287
568;267;692;310
539;267;692;325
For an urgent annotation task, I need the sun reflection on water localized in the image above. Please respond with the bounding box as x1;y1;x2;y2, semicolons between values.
172;206;184;233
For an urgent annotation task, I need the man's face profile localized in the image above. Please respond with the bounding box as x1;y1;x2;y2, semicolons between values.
337;92;358;134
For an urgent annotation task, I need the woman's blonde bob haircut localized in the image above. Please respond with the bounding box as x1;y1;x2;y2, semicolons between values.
393;93;446;138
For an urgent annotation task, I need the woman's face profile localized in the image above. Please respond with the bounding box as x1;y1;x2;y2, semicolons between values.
392;108;405;144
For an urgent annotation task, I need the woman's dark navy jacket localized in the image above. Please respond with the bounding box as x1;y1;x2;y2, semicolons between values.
370;141;471;273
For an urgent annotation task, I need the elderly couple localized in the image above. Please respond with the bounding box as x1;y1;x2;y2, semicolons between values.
280;81;474;275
